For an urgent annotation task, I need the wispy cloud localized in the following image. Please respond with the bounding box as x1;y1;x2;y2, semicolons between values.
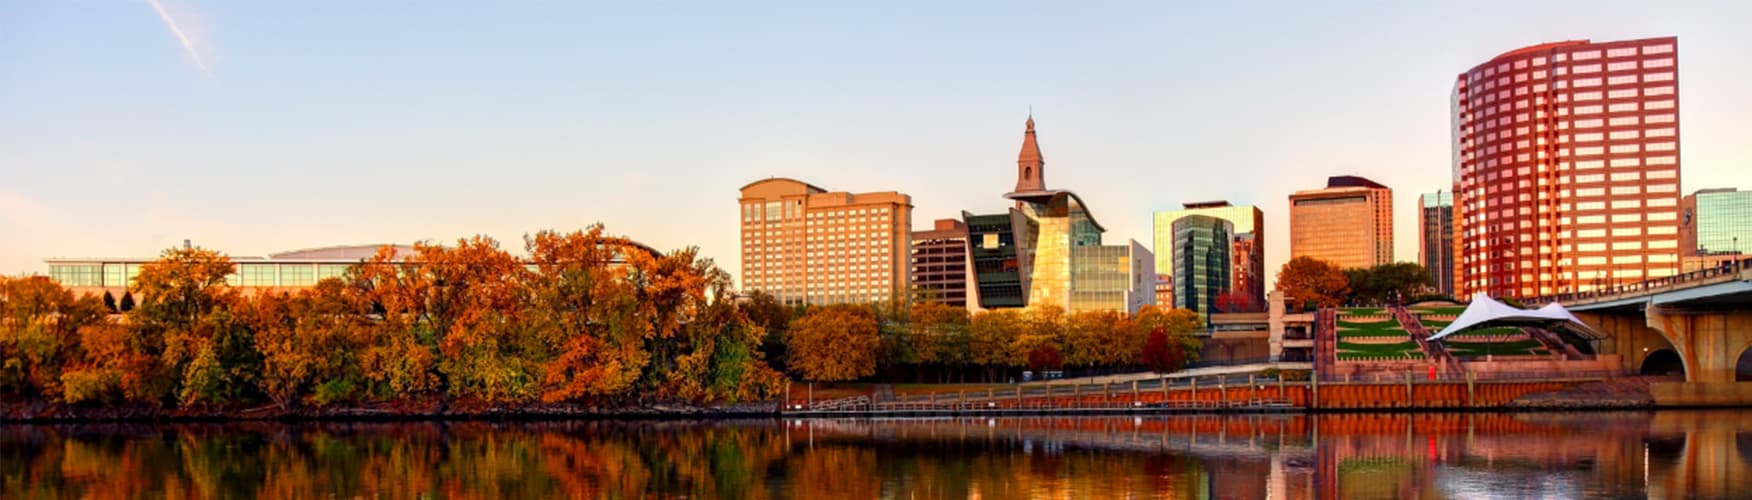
145;0;212;78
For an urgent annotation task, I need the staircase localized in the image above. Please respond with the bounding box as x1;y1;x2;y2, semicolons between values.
1523;326;1588;360
1391;305;1462;373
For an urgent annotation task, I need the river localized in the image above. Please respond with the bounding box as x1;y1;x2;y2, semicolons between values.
2;411;1748;498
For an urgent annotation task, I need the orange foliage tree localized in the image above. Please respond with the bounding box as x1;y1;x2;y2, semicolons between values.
784;305;879;382
1276;256;1351;309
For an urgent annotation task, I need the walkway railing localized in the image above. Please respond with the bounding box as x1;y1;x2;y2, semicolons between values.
1526;256;1752;306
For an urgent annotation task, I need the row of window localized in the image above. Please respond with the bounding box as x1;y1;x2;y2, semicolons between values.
47;263;353;288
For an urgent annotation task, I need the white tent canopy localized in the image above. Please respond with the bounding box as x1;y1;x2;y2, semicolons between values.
1427;293;1602;342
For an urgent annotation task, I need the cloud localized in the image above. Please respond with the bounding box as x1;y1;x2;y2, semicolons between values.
145;0;213;78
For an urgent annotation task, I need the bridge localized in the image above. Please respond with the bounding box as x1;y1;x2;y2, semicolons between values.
1527;257;1752;405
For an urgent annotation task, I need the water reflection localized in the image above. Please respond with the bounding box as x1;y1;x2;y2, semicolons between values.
2;411;1749;498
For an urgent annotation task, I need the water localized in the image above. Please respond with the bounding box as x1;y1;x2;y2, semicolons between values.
2;411;1749;499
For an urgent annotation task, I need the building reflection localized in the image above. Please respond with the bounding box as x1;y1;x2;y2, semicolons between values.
2;412;1751;498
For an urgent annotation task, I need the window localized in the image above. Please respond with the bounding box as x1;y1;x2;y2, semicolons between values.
240;264;277;287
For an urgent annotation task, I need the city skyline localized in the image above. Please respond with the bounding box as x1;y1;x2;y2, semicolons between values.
7;2;1752;293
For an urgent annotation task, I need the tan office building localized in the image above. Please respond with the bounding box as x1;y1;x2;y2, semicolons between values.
1289;176;1393;269
739;178;913;306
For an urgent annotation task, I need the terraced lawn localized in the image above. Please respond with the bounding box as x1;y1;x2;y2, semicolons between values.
1336;341;1425;360
1341;308;1386;316
1337;319;1412;337
1442;339;1547;357
1412;306;1467;316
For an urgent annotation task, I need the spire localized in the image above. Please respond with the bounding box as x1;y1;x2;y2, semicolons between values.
1015;113;1045;193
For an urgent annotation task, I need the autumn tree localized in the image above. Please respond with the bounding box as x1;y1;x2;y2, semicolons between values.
128;246;260;405
1275;256;1351;309
0;276;105;400
347;245;441;396
1130;305;1204;367
785;305;879;382
525;227;648;403
1214;291;1261;313
627;245;781;403
417;236;540;403
907;302;970;378
967;310;1023;382
1063;310;1129;368
742;291;793;372
1140;327;1185;374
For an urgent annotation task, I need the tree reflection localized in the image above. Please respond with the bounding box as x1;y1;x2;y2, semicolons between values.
4;413;1752;498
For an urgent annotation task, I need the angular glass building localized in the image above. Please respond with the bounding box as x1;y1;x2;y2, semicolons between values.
1153;201;1265;310
962;116;1154;314
1173;215;1232;318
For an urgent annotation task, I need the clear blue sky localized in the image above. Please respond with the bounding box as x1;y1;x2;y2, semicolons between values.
5;1;1752;289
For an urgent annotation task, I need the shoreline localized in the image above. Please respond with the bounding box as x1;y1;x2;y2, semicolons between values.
4;400;1712;424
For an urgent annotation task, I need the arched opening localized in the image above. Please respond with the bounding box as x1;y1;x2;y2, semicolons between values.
1736;346;1752;382
1641;349;1686;377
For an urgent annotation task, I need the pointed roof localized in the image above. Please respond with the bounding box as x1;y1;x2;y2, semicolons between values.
1427;293;1602;341
1017;115;1043;165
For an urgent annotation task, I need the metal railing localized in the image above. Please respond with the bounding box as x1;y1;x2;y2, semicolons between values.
1526;256;1751;305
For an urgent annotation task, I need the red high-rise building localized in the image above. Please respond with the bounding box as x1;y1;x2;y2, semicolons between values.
1452;37;1681;299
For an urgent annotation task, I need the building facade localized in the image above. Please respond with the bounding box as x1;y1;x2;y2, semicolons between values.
1452;37;1682;298
1153;201;1265;309
1154;274;1173;308
738;178;913;306
1419;191;1456;297
45;242;659;298
1680;188;1752;271
1288;176;1393;270
1173;215;1232;317
962;116;1154;314
910;218;970;306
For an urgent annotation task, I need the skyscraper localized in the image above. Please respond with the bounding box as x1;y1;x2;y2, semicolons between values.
1288;176;1394;270
963;116;1155;314
1419;191;1456;297
1452;37;1681;298
1679;188;1752;271
1153;201;1265;310
738;178;912;305
911;218;970;306
1173;215;1232;317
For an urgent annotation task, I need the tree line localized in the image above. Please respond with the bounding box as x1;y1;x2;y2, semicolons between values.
0;225;1208;411
1274;256;1440;309
747;294;1205;384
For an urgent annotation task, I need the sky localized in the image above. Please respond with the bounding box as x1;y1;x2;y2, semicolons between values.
5;1;1752;291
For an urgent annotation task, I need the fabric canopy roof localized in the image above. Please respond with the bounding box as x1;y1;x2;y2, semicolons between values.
1427;293;1602;341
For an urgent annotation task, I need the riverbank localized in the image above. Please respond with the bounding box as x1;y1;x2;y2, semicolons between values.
0;398;782;423
0;378;1682;422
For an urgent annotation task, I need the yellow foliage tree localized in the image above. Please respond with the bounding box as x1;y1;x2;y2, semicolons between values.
785;305;879;382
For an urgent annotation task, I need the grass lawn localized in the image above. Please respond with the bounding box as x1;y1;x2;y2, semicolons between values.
1413;306;1468;315
1419;319;1453;328
1336;341;1424;360
1337;318;1411;338
1442;339;1546;356
1340;308;1386;317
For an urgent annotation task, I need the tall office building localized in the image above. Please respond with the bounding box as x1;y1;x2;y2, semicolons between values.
1452;37;1681;298
1288;176;1394;270
1172;215;1232;317
1153;201;1265;309
738;178;913;305
911;218;970;307
1419;191;1456;297
1679;188;1752;271
963;116;1155;314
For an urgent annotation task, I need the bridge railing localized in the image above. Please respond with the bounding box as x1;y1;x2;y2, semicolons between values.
1527;256;1752;306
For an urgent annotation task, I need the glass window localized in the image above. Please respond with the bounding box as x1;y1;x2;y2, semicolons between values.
280;264;316;287
240;263;278;287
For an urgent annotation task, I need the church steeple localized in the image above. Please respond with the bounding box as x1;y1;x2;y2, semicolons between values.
1015;114;1045;193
